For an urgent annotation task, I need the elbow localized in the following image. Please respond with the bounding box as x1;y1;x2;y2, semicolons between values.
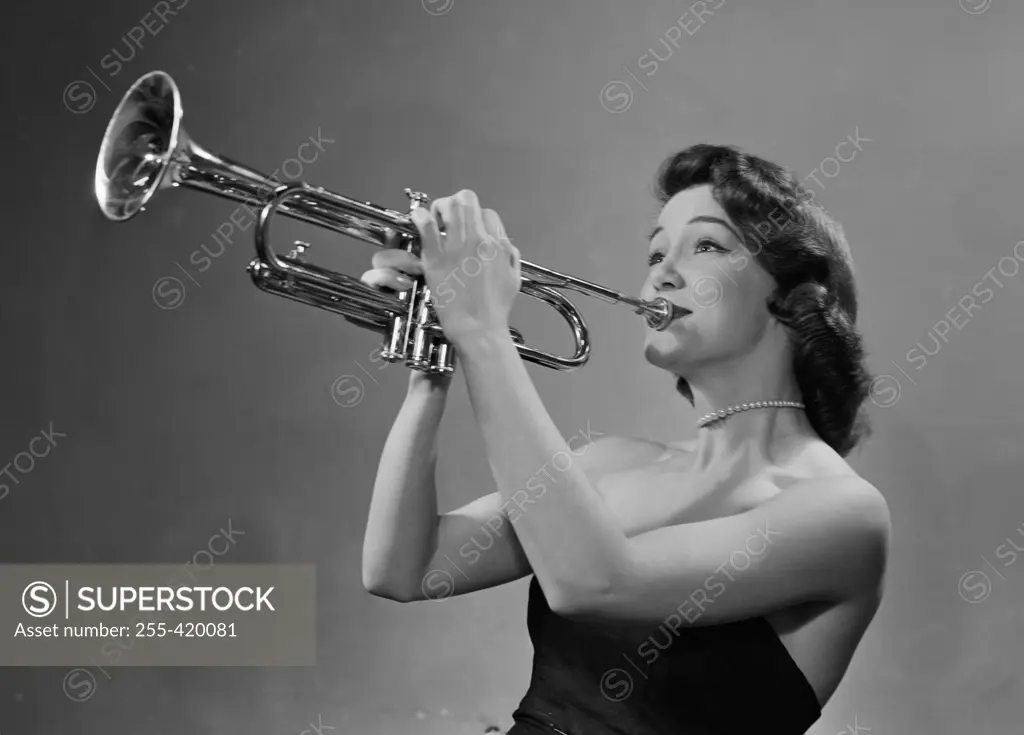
546;579;613;620
548;546;630;619
362;576;416;603
361;565;417;603
366;587;415;603
548;594;584;619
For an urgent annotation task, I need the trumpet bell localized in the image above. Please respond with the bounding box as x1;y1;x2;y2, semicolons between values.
94;70;182;222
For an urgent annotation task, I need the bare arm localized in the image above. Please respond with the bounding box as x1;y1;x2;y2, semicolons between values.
358;246;534;602
363;405;648;603
413;436;655;601
363;425;531;602
361;372;461;600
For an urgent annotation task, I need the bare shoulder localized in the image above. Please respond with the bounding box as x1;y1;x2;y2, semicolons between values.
823;474;891;542
771;439;892;574
792;442;888;513
785;465;892;601
782;440;891;533
803;473;891;542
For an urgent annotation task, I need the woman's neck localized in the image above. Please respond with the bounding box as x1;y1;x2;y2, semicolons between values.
691;405;815;471
685;357;812;472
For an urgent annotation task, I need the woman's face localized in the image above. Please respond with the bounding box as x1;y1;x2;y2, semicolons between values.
641;185;779;373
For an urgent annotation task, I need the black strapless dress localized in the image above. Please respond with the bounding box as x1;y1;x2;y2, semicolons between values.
508;577;822;735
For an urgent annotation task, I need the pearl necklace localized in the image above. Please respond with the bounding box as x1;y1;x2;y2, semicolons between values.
696;399;805;429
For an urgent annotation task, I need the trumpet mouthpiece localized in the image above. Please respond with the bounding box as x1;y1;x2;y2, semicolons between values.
642;298;690;330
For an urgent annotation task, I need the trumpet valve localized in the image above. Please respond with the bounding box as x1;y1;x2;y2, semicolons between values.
404;188;431;211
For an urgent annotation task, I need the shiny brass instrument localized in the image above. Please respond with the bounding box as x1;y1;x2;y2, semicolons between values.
94;70;683;375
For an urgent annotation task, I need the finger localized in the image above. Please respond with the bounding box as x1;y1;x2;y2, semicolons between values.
360;267;416;292
430;196;462;250
411;203;444;257
370;248;424;275
455;189;487;241
480;207;505;237
480;208;511;251
455;189;481;208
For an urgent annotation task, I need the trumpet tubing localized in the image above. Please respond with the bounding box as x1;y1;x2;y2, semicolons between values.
94;70;683;375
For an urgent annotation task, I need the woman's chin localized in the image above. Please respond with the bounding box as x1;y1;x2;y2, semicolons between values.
643;340;689;370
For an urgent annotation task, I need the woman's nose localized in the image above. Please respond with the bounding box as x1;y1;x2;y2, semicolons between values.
654;264;684;292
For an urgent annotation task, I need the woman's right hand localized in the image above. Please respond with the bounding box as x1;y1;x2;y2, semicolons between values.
354;249;456;391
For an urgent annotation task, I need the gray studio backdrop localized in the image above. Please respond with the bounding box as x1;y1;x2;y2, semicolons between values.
3;0;1024;733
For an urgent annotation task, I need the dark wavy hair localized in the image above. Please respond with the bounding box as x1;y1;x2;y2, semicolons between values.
654;144;872;456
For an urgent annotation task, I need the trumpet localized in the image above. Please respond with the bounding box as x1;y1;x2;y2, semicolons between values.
94;70;685;375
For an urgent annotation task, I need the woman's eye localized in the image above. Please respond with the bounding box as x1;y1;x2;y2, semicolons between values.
647;252;664;266
694;239;721;254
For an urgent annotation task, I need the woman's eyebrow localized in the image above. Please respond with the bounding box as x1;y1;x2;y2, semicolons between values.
648;217;742;245
688;215;743;242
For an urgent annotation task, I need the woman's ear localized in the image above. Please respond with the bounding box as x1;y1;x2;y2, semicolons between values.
765;290;788;323
764;291;800;349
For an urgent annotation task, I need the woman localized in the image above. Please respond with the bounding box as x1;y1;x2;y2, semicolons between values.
360;144;891;734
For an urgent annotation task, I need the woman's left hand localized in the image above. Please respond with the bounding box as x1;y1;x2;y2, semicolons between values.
410;189;521;344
